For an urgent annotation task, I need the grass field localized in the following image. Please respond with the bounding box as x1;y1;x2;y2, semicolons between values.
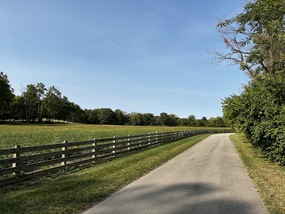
231;134;285;214
0;124;228;149
0;134;210;214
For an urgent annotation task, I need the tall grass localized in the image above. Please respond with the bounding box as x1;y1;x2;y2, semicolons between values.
231;134;285;214
0;124;228;149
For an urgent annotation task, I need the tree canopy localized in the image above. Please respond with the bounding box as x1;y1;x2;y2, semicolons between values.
0;72;14;119
219;0;285;164
214;0;285;79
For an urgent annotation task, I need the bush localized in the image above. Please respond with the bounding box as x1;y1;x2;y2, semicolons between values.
223;75;285;165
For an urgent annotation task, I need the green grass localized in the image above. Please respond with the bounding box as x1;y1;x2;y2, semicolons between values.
0;134;209;214
0;123;228;149
230;134;285;214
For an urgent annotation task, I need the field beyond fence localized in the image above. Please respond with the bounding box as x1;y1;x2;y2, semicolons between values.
0;129;231;187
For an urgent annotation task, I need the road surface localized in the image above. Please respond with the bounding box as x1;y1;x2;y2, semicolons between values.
82;134;267;214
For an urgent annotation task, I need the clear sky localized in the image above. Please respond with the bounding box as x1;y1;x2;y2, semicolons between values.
0;0;248;119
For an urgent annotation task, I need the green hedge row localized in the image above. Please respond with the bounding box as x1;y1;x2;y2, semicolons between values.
223;75;285;165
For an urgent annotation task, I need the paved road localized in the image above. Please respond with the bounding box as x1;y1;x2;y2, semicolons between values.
82;134;268;214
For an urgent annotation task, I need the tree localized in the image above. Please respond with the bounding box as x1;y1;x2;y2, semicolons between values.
22;83;46;123
212;0;285;79
142;113;154;126
11;95;25;121
207;117;226;127
97;108;116;124
68;102;85;123
41;86;63;122
84;109;99;124
114;109;129;125
188;115;196;126
159;112;177;126
0;72;14;119
178;118;189;126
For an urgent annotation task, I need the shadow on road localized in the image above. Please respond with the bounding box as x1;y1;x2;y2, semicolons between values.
93;182;258;214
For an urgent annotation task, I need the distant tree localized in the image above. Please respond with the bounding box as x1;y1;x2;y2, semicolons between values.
159;112;177;126
142;113;155;126
152;116;161;126
41;86;63;122
11;95;25;121
114;109;129;125
169;114;178;126
188;115;196;126
207;117;226;127
68;102;85;123
129;112;144;126
59;96;72;122
22;83;46;123
84;109;99;124
97;108;116;124
178;118;189;126
0;72;14;119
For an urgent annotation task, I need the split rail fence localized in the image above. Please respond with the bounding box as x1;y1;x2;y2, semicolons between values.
0;129;230;187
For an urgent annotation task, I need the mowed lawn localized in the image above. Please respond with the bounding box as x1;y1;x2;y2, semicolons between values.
0;123;226;149
0;134;210;214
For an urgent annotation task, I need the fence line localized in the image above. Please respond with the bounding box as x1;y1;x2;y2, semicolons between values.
0;129;231;187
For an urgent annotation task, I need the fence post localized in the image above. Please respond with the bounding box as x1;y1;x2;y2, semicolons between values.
127;135;130;151
92;138;97;162
155;131;158;145
12;145;21;175
139;134;142;148
61;141;67;166
148;133;151;146
113;136;116;156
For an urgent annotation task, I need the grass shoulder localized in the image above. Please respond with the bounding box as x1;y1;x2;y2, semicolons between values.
0;134;210;214
230;134;285;214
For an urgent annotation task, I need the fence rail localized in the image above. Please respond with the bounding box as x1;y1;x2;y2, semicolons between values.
0;129;230;187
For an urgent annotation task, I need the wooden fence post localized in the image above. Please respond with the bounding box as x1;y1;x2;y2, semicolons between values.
155;131;158;145
12;145;21;175
148;133;151;146
127;135;130;151
113;136;116;156
61;141;67;166
139;134;142;148
92;138;97;162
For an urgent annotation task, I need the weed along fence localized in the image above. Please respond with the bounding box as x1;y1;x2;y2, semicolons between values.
0;129;230;186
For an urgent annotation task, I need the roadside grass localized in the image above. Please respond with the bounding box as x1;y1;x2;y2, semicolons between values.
0;123;228;149
0;134;210;214
230;134;285;214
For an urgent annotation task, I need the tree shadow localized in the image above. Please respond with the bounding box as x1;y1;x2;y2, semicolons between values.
91;182;266;214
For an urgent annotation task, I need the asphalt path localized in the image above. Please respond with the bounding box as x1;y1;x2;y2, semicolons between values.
82;134;268;214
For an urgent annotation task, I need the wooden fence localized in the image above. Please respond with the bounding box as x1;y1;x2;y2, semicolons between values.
0;129;230;187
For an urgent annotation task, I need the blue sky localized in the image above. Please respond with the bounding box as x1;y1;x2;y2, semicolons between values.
0;0;248;119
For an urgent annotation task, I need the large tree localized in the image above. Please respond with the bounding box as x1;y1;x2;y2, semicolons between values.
220;0;285;164
213;0;285;79
22;83;46;122
0;72;14;119
41;86;64;122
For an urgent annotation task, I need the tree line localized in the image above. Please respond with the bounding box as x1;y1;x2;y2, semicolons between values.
218;0;285;164
0;72;225;127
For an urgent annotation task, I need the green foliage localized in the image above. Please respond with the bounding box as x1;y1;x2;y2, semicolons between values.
220;0;285;165
223;75;285;164
0;72;14;119
216;0;285;79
